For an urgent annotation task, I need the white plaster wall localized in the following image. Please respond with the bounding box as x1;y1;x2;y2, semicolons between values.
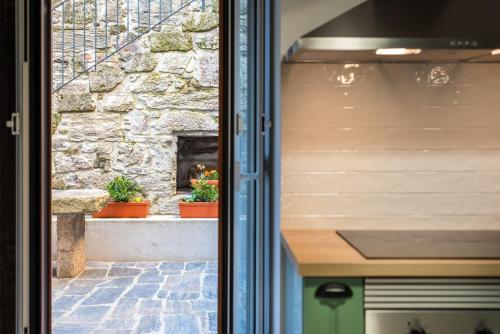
52;216;218;261
281;0;365;56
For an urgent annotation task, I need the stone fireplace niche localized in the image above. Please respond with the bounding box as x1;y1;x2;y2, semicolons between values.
176;136;218;192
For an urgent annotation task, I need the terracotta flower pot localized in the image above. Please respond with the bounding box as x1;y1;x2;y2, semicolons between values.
190;179;219;187
92;201;150;218
178;201;218;218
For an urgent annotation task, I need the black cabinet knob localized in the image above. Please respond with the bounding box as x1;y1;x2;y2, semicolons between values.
476;329;493;334
409;327;426;334
315;282;353;299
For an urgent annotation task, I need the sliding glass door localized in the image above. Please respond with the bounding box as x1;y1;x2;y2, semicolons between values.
222;0;279;332
233;0;261;331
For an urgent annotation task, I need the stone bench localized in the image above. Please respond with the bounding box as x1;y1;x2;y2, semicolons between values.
52;189;109;278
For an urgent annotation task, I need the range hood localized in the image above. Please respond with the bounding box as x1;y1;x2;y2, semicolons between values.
286;0;500;63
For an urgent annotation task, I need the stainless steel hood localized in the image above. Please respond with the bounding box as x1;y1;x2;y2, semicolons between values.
286;0;500;63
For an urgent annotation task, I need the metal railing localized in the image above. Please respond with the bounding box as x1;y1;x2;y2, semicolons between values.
52;0;206;92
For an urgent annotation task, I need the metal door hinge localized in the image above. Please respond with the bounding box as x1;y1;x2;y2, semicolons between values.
6;113;20;135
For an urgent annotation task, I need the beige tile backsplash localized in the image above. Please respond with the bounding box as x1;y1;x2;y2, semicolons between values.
281;63;500;229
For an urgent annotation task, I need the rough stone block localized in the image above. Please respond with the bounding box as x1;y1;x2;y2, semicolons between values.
111;143;152;174
53;152;95;173
121;110;150;136
194;51;219;87
195;33;219;50
157;52;194;76
212;0;219;13
154;110;218;133
182;12;218;32
52;112;61;134
62;0;96;25
58;93;96;112
150;192;189;215
122;53;157;73
55;112;124;142
149;32;193;52
52;189;109;214
141;73;185;94
138;89;218;111
102;94;136;112
89;67;124;92
109;23;126;35
57;213;86;278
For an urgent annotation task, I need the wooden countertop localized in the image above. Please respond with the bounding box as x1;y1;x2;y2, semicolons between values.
282;229;500;277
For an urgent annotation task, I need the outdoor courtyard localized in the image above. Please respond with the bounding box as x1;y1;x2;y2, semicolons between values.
52;261;217;334
50;0;221;332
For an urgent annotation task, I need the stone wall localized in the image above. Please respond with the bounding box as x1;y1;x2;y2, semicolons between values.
51;0;219;214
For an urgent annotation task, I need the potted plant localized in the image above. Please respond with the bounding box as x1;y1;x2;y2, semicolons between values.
190;164;219;187
93;176;150;218
179;179;218;218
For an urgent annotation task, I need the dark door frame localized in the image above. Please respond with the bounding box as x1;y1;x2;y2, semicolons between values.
26;0;281;332
27;0;52;332
221;0;281;332
0;0;19;332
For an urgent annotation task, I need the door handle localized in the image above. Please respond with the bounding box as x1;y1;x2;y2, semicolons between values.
6;113;20;136
315;282;353;300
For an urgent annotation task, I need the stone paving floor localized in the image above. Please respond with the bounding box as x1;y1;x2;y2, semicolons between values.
52;261;218;334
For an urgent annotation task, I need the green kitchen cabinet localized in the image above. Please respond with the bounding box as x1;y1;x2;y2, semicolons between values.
304;278;364;334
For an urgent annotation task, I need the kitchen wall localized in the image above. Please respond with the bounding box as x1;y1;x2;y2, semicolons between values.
282;62;500;229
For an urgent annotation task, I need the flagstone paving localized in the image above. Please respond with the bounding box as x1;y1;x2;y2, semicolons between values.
52;261;218;334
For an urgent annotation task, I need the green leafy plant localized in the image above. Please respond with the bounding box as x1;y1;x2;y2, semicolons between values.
106;176;144;202
184;180;218;203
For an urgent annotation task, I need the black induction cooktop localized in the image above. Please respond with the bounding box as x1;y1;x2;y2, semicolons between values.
336;230;500;259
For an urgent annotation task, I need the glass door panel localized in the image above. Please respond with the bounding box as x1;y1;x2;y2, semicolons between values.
232;0;262;332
